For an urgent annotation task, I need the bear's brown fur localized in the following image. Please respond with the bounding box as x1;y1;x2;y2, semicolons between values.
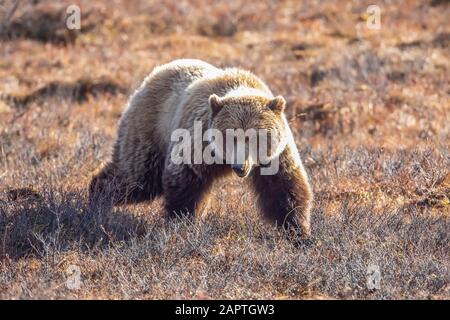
90;59;313;236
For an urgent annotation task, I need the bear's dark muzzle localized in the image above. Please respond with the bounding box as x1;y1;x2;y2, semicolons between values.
231;163;251;178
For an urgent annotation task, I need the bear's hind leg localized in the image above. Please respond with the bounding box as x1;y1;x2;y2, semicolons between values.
121;151;165;204
90;150;165;208
252;148;313;237
89;162;125;207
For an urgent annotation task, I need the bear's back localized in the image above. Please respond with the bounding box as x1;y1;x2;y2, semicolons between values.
118;60;274;155
119;59;222;152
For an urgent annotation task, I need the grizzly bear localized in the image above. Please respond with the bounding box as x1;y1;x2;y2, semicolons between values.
89;59;313;236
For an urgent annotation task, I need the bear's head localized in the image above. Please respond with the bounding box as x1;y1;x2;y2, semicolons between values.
208;94;288;177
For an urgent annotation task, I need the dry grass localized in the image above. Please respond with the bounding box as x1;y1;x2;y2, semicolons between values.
0;0;449;299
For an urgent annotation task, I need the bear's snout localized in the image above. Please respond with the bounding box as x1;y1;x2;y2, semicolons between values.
231;162;252;178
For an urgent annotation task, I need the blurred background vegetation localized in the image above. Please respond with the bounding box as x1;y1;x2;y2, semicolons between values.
0;0;448;299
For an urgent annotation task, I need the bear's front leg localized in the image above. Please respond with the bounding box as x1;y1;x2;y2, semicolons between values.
252;147;313;237
162;163;212;220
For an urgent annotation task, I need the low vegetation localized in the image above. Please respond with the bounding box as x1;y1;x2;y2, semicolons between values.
0;0;448;299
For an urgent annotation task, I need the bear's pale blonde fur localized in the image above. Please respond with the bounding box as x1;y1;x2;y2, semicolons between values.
90;59;313;236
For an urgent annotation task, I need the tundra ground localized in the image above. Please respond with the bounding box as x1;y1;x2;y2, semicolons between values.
0;0;449;299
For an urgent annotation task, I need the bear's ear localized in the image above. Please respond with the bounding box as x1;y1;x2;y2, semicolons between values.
267;96;286;113
209;94;223;116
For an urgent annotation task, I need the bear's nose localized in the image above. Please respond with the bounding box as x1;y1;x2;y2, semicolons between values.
231;163;250;178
